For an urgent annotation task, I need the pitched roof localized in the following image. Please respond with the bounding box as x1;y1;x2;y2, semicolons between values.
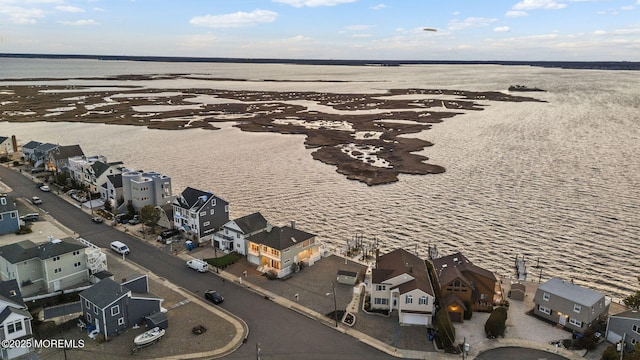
538;278;604;306
372;248;435;296
610;309;640;320
80;278;130;309
431;252;497;287
0;195;17;213
247;225;315;250
0;279;26;308
175;187;227;210
0;136;7;144
233;212;268;234
91;161;124;178
51;145;84;160
0;306;32;323
0;238;87;263
107;174;123;187
22;141;42;150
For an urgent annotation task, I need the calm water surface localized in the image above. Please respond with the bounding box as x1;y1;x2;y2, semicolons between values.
1;59;638;300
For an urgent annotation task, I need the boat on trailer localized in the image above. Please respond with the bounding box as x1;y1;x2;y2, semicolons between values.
134;327;165;347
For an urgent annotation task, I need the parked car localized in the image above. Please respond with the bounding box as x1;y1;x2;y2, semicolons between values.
39;185;50;192
91;216;104;224
30;196;42;205
186;259;209;273
160;228;179;239
204;290;224;304
35;182;44;188
20;213;39;222
110;241;130;255
127;218;140;225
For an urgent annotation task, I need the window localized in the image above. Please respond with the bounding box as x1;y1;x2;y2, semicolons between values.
74;262;82;267
632;338;637;345
73;250;80;256
405;295;413;304
374;298;388;305
54;267;62;273
573;304;581;313
94;305;99;314
203;221;210;227
419;296;428;305
568;318;582;328
543;292;550;301
376;285;386;291
52;256;61;261
210;209;215;215
0;198;5;205
111;305;120;316
118;317;125;326
86;300;90;308
200;211;206;217
633;324;640;335
225;205;229;212
86;313;92;322
7;320;23;334
538;305;551;315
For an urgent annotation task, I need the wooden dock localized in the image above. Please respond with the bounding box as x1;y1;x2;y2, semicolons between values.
515;255;527;281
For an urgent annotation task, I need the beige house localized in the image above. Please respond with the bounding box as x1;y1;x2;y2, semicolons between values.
369;248;436;326
246;222;321;278
0;237;90;297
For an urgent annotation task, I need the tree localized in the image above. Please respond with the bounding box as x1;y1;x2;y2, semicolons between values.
485;306;508;338
140;205;161;230
623;277;640;309
103;200;113;214
126;200;135;217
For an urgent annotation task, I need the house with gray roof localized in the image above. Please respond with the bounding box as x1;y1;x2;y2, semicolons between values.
46;144;84;173
0;195;19;236
20;141;41;161
31;143;59;168
605;309;640;351
0;279;34;360
246;221;321;278
369;248;436;326
533;277;610;333
89;160;125;194
0;237;89;297
214;212;269;255
0;136;16;156
102;174;123;208
79;274;163;340
172;187;229;244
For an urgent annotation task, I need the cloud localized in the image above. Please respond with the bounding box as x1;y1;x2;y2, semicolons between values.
0;6;45;24
370;3;386;10
345;25;373;31
620;5;634;11
59;19;98;26
513;0;567;10
181;33;218;50
190;9;278;28
56;5;84;13
448;17;496;31
505;10;528;17
272;0;356;7
494;26;511;32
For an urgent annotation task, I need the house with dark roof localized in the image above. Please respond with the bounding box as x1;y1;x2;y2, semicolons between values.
46;144;84;173
246;221;321;278
0;237;89;297
533;277;610;333
0;280;34;360
172;187;229;244
605;309;640;351
0;136;16;156
20;141;42;161
214;212;269;255
79;274;163;340
89;160;125;194
102;174;123;208
0;195;19;236
31;143;59;168
155;203;174;230
431;252;500;322
369;248;436;326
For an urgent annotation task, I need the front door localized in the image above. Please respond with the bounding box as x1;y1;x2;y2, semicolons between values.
558;315;567;326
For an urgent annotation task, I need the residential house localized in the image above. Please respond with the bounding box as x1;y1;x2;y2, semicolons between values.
46;144;84;173
605;309;640;351
0;280;34;360
0;195;19;236
68;155;107;186
246;222;321;278
0;136;16;156
101;174;123;208
369;248;436;326
88;160;125;194
79;274;163;340
20;141;41;162
121;170;173;212
214;212;268;255
172;187;229;244
0;237;89;297
533;277;610;333
155;203;174;230
31;143;58;168
431;252;500;322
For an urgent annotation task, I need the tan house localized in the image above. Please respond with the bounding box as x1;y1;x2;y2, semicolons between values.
246;222;321;278
431;252;499;322
369;248;436;326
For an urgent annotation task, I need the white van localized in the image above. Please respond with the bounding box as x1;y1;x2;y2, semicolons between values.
186;259;209;273
110;241;130;255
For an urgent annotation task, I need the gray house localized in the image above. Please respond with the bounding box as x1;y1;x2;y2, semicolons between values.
172;187;229;244
533;277;610;333
0;280;34;360
0;195;19;236
605;309;640;351
46;144;84;173
214;212;269;255
20;141;41;162
0;237;89;297
79;274;163;340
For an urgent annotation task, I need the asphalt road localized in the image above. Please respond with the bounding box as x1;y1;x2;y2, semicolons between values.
475;346;569;360
1;166;392;359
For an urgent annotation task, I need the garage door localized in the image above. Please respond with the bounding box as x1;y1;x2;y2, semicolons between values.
606;331;622;344
402;313;429;326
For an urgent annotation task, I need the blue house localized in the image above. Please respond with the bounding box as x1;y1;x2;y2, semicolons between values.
0;195;19;236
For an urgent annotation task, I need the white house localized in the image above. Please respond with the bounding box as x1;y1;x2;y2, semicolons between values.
0;280;34;360
214;212;269;255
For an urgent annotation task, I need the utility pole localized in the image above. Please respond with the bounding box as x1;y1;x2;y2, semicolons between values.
332;282;338;327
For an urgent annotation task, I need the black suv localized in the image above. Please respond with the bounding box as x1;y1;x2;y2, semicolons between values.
159;228;179;239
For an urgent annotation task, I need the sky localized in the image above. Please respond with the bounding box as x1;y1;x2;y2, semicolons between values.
0;0;639;61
